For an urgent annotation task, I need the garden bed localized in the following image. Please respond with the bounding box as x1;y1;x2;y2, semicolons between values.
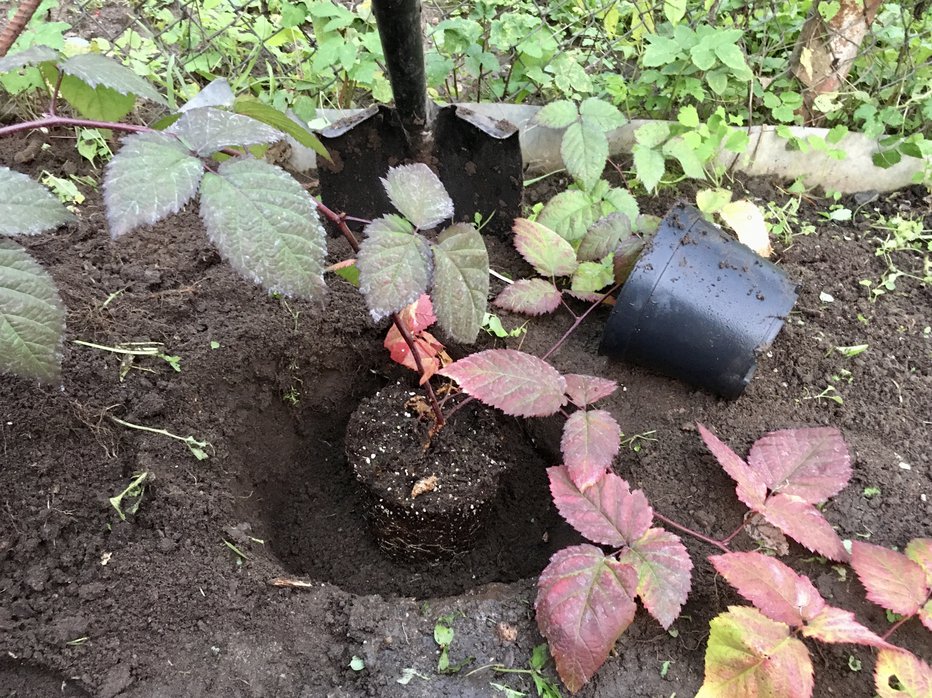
1;136;930;697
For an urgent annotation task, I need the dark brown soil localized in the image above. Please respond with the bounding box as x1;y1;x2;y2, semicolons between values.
1;135;930;698
345;381;538;562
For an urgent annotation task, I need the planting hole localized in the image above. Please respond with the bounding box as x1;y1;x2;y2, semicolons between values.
229;371;576;597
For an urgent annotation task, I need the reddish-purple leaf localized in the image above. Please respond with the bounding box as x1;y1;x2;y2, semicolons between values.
906;539;932;631
513;218;579;277
697;423;767;510
905;538;932;588
760;493;849;562
748;427;851;503
536;544;638;693
710;552;825;627
801;605;894;648
439;349;567;418
619;527;693;629
561;410;621;489
921;601;932;633
563;374;617;407
549;466;652;547
494;278;563;316
875;649;932;698
696;606;813;698
851;541;929;616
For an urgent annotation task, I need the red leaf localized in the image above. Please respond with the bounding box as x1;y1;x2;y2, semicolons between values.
851;541;929;616
620;528;693;629
563;374;617;407
710;552;825;627
549;467;652;547
536;544;638;693
384;295;445;382
513;218;578;277
494;278;563;316
759;493;849;562
697;607;813;698
439;349;567;418
748;427;851;503
875;649;932;698
697;424;767;510
402;293;437;333
801;606;894;648
561;410;621;489
905;538;932;588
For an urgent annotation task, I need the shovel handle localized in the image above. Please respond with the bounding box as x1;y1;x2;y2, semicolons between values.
371;0;429;136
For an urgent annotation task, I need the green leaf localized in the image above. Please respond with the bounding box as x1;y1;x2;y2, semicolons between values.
382;164;454;230
696;188;733;215
0;45;58;73
714;43;749;75
357;218;433;320
180;78;235;112
56;73;136;122
678;105;700;129
431;224;489;343
724;129;749;153
60;53;165;105
578;213;631;262
169;108;282;157
234;97;331;161
571;257;614;295
662;139;707;179
578;98;626;132
513;218;578;277
103;132;204;238
632;145;666;193
690;44;716;71
199;159;327;300
0;167;75;236
642;36;680;68
697;607;813;697
601;187;640;224
536;100;578;129
0;238;66;382
562;120;608;192
664;0;687;24
537;190;595;243
634;122;670;149
706;70;729;96
872;150;901;168
826;125;848;145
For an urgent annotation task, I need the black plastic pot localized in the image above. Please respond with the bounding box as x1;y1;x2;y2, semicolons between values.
599;203;798;399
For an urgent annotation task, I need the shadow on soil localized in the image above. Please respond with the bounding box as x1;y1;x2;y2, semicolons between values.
226;369;579;598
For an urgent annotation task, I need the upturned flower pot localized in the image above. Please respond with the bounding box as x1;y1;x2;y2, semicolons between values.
599;203;799;399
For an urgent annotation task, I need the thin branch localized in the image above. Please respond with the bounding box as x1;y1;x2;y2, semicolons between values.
653;512;731;554
49;69;64;116
0;114;152;138
314;199;445;426
542;284;620;361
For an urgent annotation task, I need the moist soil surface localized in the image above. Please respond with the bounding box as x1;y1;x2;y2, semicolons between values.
1;136;930;698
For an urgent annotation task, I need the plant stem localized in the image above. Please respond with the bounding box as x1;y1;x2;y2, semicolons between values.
0;114;152;138
49;70;64;116
542;284;620;361
881;614;913;641
653;511;731;554
314;199;445;426
720;521;747;545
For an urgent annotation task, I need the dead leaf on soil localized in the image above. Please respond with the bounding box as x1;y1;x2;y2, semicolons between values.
744;511;790;556
411;475;438;499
